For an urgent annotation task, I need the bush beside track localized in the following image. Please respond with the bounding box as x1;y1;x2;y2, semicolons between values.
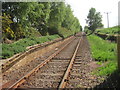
88;35;117;76
1;35;60;59
1;29;79;59
96;26;120;35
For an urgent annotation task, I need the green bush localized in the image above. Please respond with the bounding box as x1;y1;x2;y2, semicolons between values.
95;61;117;76
88;35;117;76
88;35;116;61
58;27;76;38
2;35;60;59
96;26;120;35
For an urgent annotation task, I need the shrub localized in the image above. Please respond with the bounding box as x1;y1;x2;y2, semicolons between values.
88;35;117;75
96;26;120;35
2;35;60;59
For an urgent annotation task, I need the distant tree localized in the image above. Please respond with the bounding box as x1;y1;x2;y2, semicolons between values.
84;26;89;33
86;8;103;35
48;2;66;35
61;5;81;33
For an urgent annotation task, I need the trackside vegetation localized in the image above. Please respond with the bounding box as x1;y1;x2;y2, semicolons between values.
1;2;82;59
88;35;117;76
96;26;120;35
2;35;60;59
2;2;81;41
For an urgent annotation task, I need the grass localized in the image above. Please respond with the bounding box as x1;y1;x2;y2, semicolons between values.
2;35;60;59
88;35;117;76
96;26;120;35
95;61;117;76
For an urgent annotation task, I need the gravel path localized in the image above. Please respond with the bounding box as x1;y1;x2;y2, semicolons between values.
66;36;103;88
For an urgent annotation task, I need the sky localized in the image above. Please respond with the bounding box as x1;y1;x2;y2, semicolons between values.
65;0;120;28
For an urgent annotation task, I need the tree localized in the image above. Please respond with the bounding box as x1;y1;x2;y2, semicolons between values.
2;14;14;40
2;2;81;41
48;2;66;35
61;5;81;33
86;8;103;35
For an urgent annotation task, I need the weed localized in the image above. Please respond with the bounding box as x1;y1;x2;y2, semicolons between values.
88;35;117;76
2;35;60;59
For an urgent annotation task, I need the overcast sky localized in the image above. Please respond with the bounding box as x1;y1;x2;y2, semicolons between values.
65;0;120;28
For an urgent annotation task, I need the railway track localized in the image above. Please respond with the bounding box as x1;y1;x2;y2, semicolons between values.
1;35;79;89
18;37;82;88
2;33;92;89
66;36;92;88
1;36;75;88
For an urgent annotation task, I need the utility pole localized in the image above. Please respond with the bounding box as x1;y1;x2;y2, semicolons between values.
104;12;111;28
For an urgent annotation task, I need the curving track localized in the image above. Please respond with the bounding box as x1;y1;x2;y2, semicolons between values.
18;37;81;88
2;33;94;89
2;36;75;88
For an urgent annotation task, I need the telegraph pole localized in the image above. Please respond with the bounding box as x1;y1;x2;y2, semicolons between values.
104;12;111;28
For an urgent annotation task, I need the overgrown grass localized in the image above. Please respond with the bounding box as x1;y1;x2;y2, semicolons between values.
88;35;117;76
2;35;60;59
95;61;117;76
96;26;120;35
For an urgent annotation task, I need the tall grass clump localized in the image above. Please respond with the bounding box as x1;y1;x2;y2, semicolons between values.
88;35;117;76
96;26;120;35
2;35;60;59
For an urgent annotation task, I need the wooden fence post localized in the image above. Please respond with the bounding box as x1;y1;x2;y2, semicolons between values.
117;36;120;71
118;2;120;71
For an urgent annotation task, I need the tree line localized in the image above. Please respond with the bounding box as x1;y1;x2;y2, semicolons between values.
2;2;81;41
85;8;103;35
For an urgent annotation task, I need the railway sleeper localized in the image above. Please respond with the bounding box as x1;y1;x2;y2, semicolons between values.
73;64;81;67
52;57;71;60
51;60;70;62
41;64;68;69
74;62;82;64
38;73;63;76
40;69;66;73
48;61;69;64
36;75;62;80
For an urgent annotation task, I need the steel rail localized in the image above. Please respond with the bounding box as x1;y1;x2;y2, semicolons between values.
58;36;82;88
5;36;75;90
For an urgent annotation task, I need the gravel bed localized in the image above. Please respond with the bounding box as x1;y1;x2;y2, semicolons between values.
19;37;80;88
66;36;102;88
2;37;75;87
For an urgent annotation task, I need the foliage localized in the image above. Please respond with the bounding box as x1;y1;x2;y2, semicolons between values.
95;61;117;76
2;2;81;59
86;8;103;35
96;26;120;35
61;5;81;32
2;2;81;41
2;35;60;59
88;35;116;61
58;27;75;38
88;35;117;75
2;14;14;40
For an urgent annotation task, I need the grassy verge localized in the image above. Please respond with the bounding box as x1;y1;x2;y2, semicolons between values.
96;26;120;35
88;35;117;76
2;35;60;59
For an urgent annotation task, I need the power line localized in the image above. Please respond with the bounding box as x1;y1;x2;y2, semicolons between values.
104;12;111;28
